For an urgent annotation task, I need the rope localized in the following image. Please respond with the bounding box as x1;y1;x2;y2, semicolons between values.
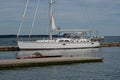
29;0;40;38
17;0;29;39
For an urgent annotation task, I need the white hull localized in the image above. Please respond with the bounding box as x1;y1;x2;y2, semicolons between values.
18;41;100;50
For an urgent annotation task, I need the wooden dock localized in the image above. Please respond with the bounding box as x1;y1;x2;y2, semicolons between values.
0;46;19;51
0;57;103;69
100;42;120;47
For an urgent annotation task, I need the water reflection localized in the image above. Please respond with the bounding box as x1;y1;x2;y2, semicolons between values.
16;48;100;59
50;66;58;80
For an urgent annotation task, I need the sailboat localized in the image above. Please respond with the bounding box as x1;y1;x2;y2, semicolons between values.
17;0;100;50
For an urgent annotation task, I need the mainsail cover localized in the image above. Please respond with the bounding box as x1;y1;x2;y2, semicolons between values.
51;16;56;30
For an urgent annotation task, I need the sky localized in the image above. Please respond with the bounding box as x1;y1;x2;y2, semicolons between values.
0;0;120;36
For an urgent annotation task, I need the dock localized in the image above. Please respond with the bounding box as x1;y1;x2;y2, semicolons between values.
0;46;19;51
0;57;103;69
100;42;120;47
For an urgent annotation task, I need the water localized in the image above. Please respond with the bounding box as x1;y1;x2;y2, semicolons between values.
0;36;120;80
101;36;120;43
0;47;120;80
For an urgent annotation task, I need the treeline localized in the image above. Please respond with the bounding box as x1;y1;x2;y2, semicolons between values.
0;35;62;38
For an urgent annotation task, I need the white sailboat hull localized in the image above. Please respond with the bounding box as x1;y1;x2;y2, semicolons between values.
18;41;100;50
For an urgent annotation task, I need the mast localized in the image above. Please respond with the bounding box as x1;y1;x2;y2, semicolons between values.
49;0;53;40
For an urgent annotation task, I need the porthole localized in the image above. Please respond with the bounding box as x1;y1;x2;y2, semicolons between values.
63;43;66;45
91;43;94;45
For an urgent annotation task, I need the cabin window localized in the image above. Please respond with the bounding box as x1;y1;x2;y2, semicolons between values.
64;40;70;42
59;40;64;42
87;41;90;42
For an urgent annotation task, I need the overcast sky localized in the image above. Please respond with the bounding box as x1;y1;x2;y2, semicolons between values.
0;0;120;36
